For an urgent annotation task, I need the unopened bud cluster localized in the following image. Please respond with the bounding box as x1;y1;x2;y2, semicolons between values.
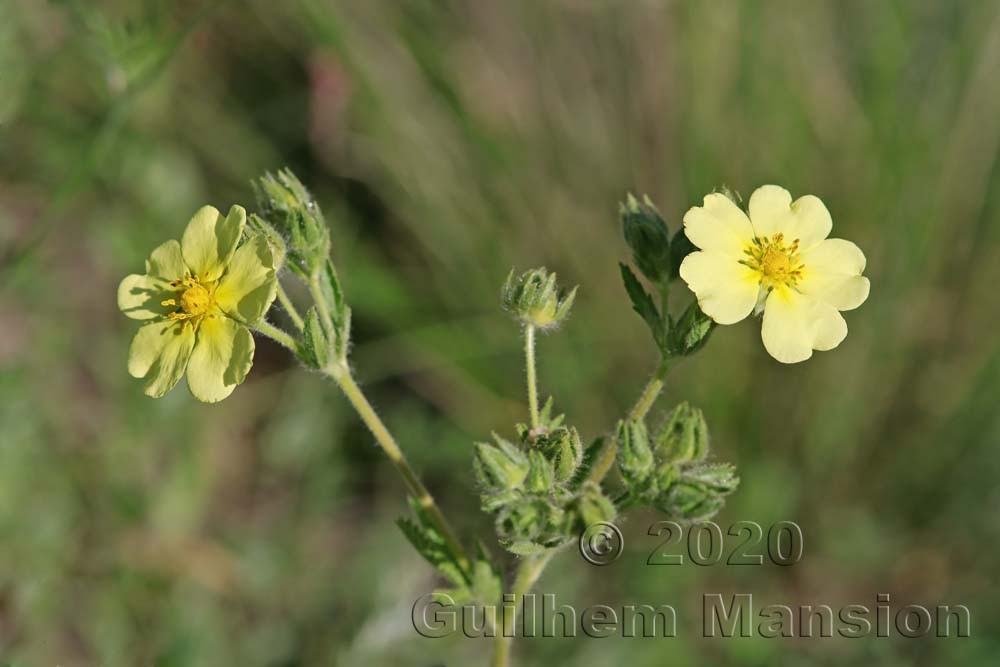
617;402;738;521
474;402;615;555
253;169;331;278
250;169;351;369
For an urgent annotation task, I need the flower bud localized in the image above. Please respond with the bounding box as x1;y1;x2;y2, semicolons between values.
682;462;739;494
253;169;331;277
621;193;672;285
473;435;529;491
654;402;709;463
501;267;577;330
654;463;739;522
617;419;654;488
656;483;725;523
248;213;287;273
536;426;583;483
496;497;565;545
574;481;617;529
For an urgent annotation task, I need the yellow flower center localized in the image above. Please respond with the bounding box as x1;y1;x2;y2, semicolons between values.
761;246;791;276
179;283;212;316
162;274;217;325
742;233;804;288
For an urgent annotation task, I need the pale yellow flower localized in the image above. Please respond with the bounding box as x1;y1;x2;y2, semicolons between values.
679;186;869;363
117;205;277;401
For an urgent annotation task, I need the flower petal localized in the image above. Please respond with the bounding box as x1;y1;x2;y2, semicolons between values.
748;185;831;250
181;205;246;282
679;251;760;325
186;316;255;403
118;240;188;320
128;319;196;397
682;193;755;258
214;233;278;324
118;274;169;320
798;239;870;311
761;285;847;363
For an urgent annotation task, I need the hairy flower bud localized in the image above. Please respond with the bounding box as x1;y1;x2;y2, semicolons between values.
474;435;530;491
654;463;738;522
617;419;654;488
501;267;577;330
621;193;672;285
654;402;709;463
496;497;565;546
536;426;583;483
253;169;331;277
574;481;617;529
248;213;287;273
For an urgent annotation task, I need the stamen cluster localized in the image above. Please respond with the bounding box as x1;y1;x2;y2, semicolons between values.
742;232;803;288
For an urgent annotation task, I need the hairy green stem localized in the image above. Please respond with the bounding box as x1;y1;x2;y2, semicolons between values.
275;283;305;332
589;359;674;485
524;324;539;429
492;550;557;667
252;320;301;355
324;362;471;571
628;358;673;422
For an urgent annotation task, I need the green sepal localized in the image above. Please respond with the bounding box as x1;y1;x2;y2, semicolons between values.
503;541;551;556
568;436;607;490
473;435;529;491
525;450;555;493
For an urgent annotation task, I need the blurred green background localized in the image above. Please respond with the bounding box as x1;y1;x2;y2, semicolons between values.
2;0;999;665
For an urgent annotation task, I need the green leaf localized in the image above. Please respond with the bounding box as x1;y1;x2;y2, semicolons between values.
396;495;472;587
666;301;715;357
316;258;351;359
301;307;329;369
619;263;665;348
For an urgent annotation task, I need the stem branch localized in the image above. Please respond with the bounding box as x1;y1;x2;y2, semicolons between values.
628;358;673;422
589;358;675;485
276;283;305;332
324;363;471;571
252;320;300;355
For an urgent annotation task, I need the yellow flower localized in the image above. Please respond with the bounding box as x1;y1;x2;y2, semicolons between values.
117;205;278;401
679;186;869;363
